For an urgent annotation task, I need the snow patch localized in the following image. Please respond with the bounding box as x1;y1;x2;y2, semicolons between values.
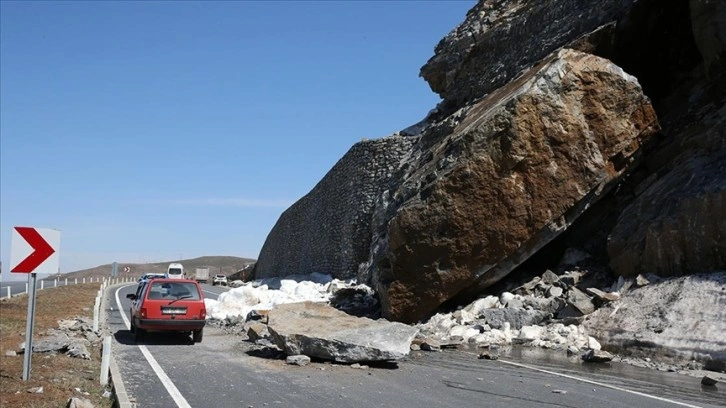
205;273;369;321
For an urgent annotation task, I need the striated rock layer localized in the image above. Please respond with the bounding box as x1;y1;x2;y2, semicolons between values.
583;272;726;363
254;137;415;280
364;48;658;323
419;0;637;107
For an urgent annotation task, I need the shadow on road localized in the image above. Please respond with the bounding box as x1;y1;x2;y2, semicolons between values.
243;345;400;370
114;329;195;346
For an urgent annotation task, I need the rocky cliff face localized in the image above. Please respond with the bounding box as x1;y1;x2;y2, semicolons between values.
255;0;725;327
419;0;637;108
255;137;415;280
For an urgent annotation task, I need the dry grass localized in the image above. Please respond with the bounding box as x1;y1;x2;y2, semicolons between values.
0;284;114;408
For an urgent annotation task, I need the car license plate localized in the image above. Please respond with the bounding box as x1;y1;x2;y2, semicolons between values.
162;307;187;315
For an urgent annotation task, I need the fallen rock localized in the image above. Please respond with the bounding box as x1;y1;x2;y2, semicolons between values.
439;338;464;349
566;288;596;316
5;351;16;357
479;308;549;330
58;317;93;333
267;302;419;363
478;345;501;360
246;322;270;342
478;352;498;361
286;355;311;366
586;288;620;302
635;274;650;287
541;270;559;285
701;375;719;386
559;272;584;289
582;349;614;363
246;309;270;324
329;286;379;318
463;296;500;315
65;397;94;408
547;286;564;298
518;326;545;342
420;338;441;352
30;334;71;353
66;340;91;360
27;386;44;394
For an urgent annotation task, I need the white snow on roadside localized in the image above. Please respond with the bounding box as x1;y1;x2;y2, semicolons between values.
205;273;364;321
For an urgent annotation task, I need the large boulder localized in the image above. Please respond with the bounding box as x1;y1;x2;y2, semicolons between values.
364;48;658;323
266;301;418;363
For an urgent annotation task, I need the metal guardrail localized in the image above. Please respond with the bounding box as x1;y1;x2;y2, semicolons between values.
1;276;136;299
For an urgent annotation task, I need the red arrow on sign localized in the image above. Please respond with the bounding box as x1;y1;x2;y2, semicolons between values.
11;227;56;273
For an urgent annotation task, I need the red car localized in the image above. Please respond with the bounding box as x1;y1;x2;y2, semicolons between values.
126;278;207;343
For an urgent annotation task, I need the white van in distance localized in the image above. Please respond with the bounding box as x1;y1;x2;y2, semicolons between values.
167;263;184;279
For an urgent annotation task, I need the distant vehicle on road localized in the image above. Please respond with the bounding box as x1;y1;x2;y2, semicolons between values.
138;273;166;283
126;278;206;343
194;267;210;284
166;263;184;279
212;274;228;286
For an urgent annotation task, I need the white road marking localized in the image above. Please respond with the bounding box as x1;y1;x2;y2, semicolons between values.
498;359;703;408
114;286;192;408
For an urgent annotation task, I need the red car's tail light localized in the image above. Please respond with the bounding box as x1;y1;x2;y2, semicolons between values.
140;308;147;318
200;308;206;319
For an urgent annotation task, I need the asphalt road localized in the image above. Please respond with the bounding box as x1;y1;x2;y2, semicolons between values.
107;284;725;408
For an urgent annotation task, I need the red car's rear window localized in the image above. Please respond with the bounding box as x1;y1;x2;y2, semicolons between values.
146;281;201;301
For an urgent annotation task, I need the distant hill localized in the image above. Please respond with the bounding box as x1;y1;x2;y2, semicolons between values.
56;256;256;280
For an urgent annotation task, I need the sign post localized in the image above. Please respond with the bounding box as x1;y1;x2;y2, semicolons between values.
10;227;60;381
23;272;38;380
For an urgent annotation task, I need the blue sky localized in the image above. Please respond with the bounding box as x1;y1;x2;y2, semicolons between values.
0;0;475;280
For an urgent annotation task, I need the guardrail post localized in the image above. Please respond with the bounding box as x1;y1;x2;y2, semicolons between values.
6;287;10;298
93;296;100;332
83;277;86;284
100;336;112;384
25;282;28;294
40;280;44;290
65;278;68;286
54;279;57;287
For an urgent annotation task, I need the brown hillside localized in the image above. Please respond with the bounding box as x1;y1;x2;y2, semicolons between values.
53;256;255;281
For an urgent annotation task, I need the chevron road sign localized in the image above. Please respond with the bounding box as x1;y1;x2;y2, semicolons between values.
9;226;61;381
10;227;60;274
